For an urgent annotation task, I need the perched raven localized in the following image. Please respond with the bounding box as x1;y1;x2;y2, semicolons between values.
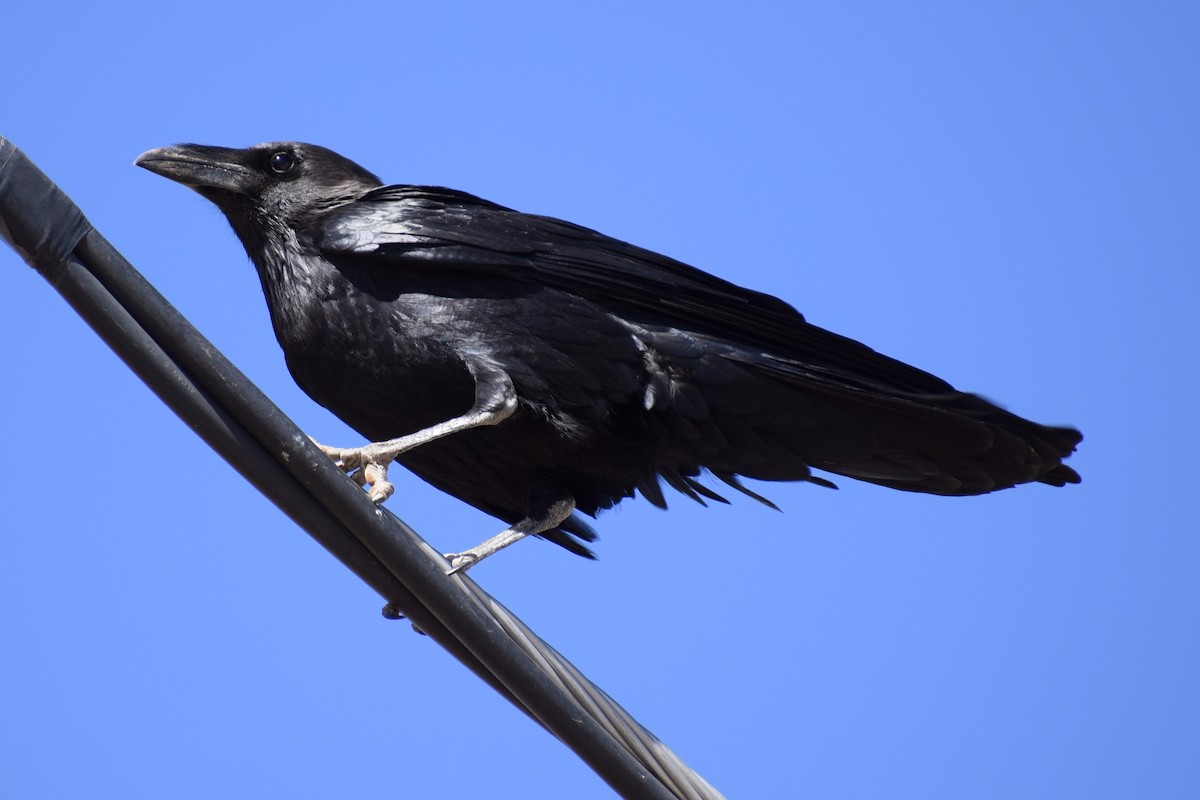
136;142;1081;569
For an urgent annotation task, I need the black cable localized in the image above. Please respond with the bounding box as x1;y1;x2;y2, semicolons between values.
1;136;723;800
72;229;681;799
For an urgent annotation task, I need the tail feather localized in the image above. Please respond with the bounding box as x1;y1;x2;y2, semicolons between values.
689;365;1081;497
775;385;1081;496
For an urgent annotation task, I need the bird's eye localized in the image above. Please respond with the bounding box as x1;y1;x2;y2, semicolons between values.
269;151;296;174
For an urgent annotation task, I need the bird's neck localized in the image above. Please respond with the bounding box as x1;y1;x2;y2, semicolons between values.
233;213;330;351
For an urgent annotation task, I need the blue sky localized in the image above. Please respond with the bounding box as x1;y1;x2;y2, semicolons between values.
2;2;1197;798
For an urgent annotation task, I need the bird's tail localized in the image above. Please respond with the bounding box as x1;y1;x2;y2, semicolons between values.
648;342;1082;499
721;377;1082;497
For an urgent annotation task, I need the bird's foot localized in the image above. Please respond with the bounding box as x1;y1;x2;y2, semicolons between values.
444;552;480;575
444;498;577;573
314;441;396;503
444;525;537;575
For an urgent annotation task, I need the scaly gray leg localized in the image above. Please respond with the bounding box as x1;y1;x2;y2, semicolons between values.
446;497;577;573
318;365;517;503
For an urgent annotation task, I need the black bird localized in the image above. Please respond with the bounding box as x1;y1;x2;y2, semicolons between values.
135;142;1081;569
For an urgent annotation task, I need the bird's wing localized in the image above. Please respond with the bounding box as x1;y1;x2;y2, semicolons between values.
315;185;956;396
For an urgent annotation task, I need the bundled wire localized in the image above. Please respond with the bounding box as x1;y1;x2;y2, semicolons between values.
0;136;724;800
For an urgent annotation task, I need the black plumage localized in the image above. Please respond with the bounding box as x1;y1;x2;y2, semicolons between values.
135;141;1081;565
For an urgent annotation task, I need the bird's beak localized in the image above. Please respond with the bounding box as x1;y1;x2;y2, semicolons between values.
135;144;254;194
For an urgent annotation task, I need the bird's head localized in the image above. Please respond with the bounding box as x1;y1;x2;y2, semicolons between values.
135;141;383;230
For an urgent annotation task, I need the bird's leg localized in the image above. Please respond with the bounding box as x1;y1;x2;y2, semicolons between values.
318;367;517;503
446;497;576;574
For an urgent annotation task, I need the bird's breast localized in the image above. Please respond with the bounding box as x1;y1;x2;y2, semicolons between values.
273;279;481;439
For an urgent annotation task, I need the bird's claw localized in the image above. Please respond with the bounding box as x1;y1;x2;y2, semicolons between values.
445;552;480;575
315;442;395;504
